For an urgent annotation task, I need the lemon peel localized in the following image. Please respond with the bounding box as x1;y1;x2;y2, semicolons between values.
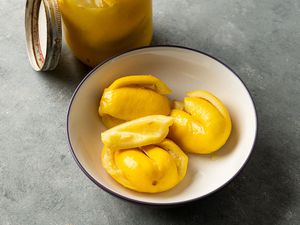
101;115;174;150
99;75;171;128
169;90;232;154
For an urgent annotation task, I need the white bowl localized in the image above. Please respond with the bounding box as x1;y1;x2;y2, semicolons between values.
67;46;257;206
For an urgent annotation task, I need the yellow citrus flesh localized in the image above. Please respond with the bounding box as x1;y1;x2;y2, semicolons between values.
169;91;232;154
101;139;188;193
101;115;174;150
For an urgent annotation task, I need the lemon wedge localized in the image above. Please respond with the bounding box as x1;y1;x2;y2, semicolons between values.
107;75;171;95
101;139;188;193
169;90;232;154
101;115;174;150
99;75;171;128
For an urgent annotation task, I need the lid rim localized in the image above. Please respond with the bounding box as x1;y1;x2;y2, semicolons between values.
43;0;62;71
25;0;62;72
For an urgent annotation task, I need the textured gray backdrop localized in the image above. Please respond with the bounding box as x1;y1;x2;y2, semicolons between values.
0;0;299;224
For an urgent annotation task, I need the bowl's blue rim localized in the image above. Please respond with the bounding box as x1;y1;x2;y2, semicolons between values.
66;45;258;207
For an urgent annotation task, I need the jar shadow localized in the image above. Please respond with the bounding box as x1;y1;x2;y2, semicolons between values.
40;43;91;88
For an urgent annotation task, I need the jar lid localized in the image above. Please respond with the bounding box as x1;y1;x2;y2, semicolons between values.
25;0;62;71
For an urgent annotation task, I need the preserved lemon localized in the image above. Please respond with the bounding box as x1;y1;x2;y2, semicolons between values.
99;75;171;128
58;0;153;67
101;114;188;193
169;90;232;154
101;115;173;150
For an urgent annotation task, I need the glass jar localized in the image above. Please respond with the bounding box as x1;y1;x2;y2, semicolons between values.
58;0;153;67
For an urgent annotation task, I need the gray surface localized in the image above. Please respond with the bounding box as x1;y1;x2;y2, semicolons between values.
0;0;299;224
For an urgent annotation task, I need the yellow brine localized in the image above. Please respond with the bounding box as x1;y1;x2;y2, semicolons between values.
58;0;153;67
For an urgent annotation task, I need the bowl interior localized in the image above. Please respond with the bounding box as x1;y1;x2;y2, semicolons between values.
67;46;257;205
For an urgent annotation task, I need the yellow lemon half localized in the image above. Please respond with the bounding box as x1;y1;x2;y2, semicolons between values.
99;75;171;128
169;90;232;154
101;139;188;193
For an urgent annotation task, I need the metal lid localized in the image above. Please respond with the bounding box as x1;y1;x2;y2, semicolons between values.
25;0;62;71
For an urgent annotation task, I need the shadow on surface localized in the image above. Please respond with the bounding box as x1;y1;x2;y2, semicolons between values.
39;45;91;89
125;114;296;225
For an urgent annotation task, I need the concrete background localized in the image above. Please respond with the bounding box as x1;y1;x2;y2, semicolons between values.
0;0;299;224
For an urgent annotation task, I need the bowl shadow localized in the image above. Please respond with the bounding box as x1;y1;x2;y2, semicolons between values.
117;122;296;225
